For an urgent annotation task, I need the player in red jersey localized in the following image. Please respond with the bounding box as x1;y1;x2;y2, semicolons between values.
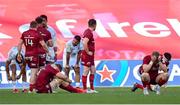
35;64;85;93
81;19;98;93
35;16;53;67
17;21;49;92
40;14;58;64
131;51;171;95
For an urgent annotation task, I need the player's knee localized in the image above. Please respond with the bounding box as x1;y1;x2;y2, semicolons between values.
22;74;26;78
141;73;149;78
161;73;169;81
90;70;96;74
12;72;16;77
164;73;169;78
141;73;150;81
64;67;70;73
83;67;90;76
74;69;80;75
62;81;69;87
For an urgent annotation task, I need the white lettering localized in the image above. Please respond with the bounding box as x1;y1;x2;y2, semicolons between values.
119;50;133;59
108;22;130;37
56;19;77;38
169;64;180;81
134;52;146;59
133;22;171;37
167;19;180;37
105;50;120;59
95;20;111;37
133;64;141;81
0;33;12;39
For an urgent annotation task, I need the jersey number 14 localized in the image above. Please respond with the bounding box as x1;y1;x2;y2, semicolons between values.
25;39;34;46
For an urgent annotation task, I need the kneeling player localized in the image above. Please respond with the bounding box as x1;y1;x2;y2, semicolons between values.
35;64;85;93
131;51;171;95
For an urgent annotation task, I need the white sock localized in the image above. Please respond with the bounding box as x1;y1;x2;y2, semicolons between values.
22;82;26;90
76;82;80;87
12;81;16;90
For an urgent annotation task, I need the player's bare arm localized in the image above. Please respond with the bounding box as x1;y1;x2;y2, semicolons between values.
17;39;23;55
65;52;71;68
158;62;168;72
39;40;49;54
17;62;26;79
5;60;11;80
50;64;71;83
143;62;153;73
75;51;81;67
56;72;72;83
143;55;158;72
83;37;92;56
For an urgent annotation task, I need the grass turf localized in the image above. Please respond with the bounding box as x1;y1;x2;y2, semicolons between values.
0;87;180;104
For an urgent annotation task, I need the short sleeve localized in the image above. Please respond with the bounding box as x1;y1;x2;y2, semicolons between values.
7;47;16;61
143;56;151;64
20;33;24;40
66;42;71;53
84;30;92;40
79;41;84;50
48;27;57;46
7;51;13;61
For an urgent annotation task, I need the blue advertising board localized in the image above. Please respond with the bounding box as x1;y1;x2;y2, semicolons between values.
0;60;180;89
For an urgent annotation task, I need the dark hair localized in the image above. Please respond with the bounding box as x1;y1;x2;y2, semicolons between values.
164;52;172;61
40;14;48;21
30;21;38;28
35;16;43;24
88;19;96;27
15;54;24;64
74;35;81;42
152;51;159;58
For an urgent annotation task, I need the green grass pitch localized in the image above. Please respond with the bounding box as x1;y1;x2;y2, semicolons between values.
0;87;180;104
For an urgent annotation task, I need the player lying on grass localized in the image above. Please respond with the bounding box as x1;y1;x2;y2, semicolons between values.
35;64;85;93
131;51;171;95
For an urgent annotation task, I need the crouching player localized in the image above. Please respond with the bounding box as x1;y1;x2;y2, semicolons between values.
35;64;85;93
63;35;83;88
131;51;171;95
5;46;27;93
